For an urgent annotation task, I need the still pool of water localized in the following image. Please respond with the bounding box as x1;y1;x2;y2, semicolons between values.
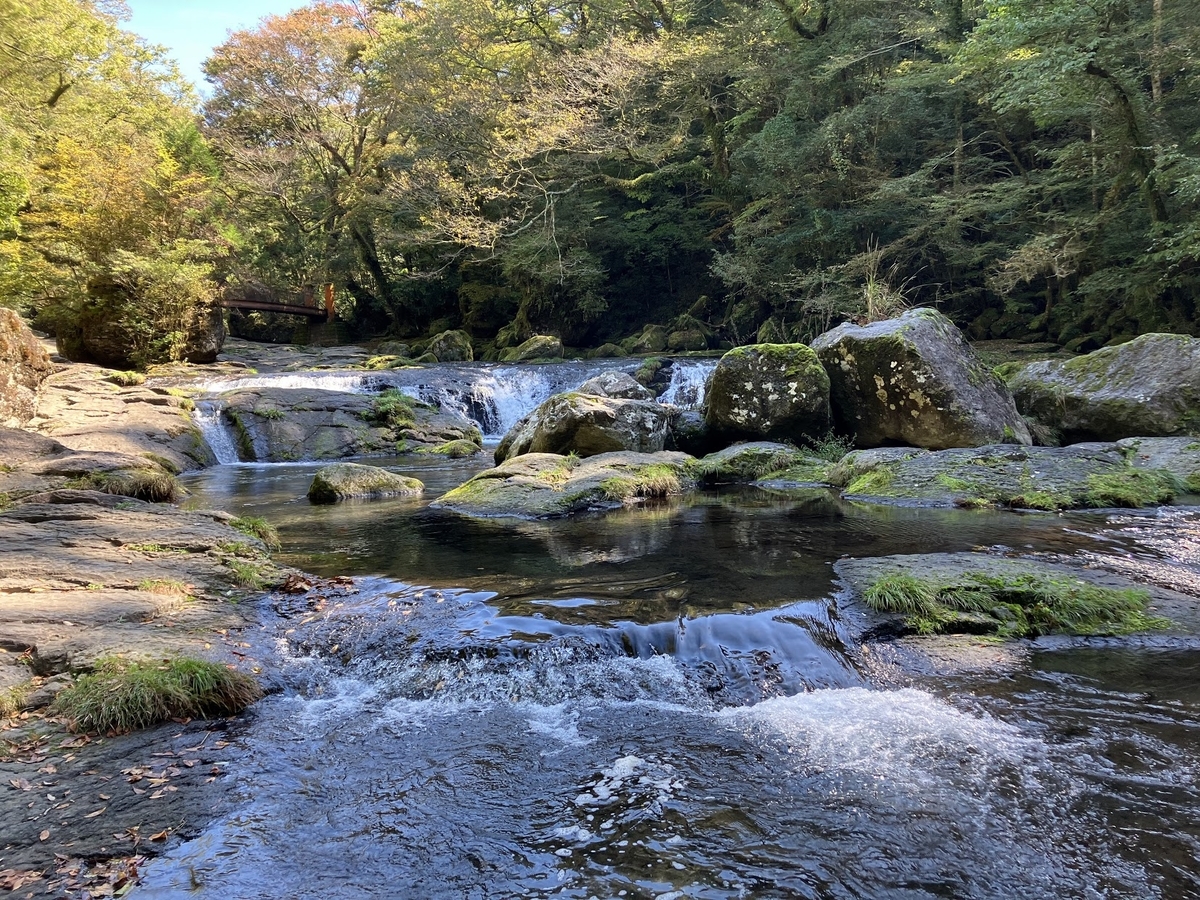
137;459;1200;898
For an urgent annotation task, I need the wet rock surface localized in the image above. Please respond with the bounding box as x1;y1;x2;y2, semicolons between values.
812;308;1030;449
431;450;696;518
1010;333;1200;443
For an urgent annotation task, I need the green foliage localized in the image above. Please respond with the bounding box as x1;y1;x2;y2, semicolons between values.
53;656;262;734
231;515;281;550
864;569;1169;637
599;464;684;501
108;370;146;386
364;389;416;430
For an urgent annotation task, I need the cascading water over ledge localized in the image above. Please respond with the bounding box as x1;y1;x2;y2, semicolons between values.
188;357;718;462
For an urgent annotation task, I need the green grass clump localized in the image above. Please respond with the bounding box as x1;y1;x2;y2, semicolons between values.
0;492;11;512
600;464;683;501
845;467;896;495
53;657;262;734
80;469;183;503
107;370;146;386
253;406;285;420
226;559;269;589
864;569;1168;637
802;432;856;463
0;683;30;718
1084;470;1179;508
231;515;281;550
364;389;416;429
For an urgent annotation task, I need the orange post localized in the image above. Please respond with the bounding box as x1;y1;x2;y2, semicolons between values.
324;283;335;322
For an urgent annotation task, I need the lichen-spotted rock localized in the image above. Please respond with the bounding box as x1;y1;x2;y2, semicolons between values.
702;344;831;444
1009;333;1200;443
811;308;1030;450
495;392;672;462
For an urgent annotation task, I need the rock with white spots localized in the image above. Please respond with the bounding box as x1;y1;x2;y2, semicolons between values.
811;308;1030;450
702;343;832;444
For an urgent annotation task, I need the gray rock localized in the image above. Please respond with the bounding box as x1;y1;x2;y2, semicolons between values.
695;441;822;483
667;328;707;352
626;325;668;354
431;450;695;518
586;343;626;359
0;309;54;426
308;463;424;503
812;308;1031;449
495;392;672;462
1010;333;1200;443
1118;437;1200;493
577;371;655;400
426;329;474;362
702;343;831;443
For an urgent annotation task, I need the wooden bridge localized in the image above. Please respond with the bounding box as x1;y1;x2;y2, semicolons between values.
219;283;335;321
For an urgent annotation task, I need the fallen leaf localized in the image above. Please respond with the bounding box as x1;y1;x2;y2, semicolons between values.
9;778;32;791
84;807;106;818
38;830;50;841
149;829;169;842
99;793;110;801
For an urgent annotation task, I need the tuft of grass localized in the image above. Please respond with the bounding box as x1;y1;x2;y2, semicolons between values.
364;389;416;429
53;657;262;734
845;467;896;495
0;683;30;718
81;469;184;503
600;464;683;501
253;406;285;420
125;542;187;554
864;569;1168;638
1084;470;1179;508
802;431;856;463
137;579;192;598
0;492;11;512
231;515;281;550
226;558;269;589
107;370;146;386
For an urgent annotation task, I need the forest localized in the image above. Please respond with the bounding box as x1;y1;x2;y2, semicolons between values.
2;0;1198;364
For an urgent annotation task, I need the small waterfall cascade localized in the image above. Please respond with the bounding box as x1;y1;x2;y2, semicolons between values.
187;357;718;460
193;401;241;465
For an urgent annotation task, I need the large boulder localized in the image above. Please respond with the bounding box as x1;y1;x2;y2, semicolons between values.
624;324;669;354
501;334;563;362
811;308;1031;449
426;329;474;362
495;392;672;463
431;450;695;518
1009;333;1200;443
702;343;831;444
0;309;54;426
307;463;423;503
577;371;655;400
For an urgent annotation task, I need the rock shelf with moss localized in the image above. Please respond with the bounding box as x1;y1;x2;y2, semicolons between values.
431;450;696;518
308;462;425;503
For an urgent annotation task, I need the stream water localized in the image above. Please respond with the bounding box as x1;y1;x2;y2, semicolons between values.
134;362;1200;898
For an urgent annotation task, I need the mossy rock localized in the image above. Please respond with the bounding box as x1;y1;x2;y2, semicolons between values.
586;343;627;359
577;371;655;400
1010;333;1200;443
1118;437;1200;494
703;343;831;444
667;328;707;352
496;392;672;462
426;329;474;362
837;443;1179;510
693;441;822;483
431;450;696;519
308;462;424;503
625;324;668;354
500;334;563;362
811;308;1031;450
419;439;483;459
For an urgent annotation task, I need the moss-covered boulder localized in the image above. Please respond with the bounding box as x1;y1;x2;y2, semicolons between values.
702;343;831;444
495;392;672;462
836;443;1179;510
811;308;1031;450
1118;437;1200;494
625;324;669;354
0;308;54;427
307;463;424;503
694;441;822;483
220;388;479;461
667;328;707;352
586;343;626;359
430;450;695;518
426;329;474;362
577;371;655;400
418;439;483;459
500;334;563;362
1009;333;1200;443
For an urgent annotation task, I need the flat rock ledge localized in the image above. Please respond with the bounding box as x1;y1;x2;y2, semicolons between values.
431;450;696;519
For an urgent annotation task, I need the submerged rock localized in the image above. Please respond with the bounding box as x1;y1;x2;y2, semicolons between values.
308;462;424;503
495;392;672;462
501;334;563;362
703;343;831;444
811;308;1030;449
0;309;54;427
431;450;696;518
1010;333;1200;443
836;443;1179;510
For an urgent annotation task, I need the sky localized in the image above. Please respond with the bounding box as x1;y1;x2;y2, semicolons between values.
124;0;304;91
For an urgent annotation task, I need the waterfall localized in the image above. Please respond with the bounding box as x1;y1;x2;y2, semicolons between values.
193;401;241;465
188;357;719;459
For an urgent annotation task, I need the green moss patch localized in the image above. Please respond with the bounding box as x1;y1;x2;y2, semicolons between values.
418;439;482;458
864;570;1168;637
363;389;416;429
53;657;262;734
